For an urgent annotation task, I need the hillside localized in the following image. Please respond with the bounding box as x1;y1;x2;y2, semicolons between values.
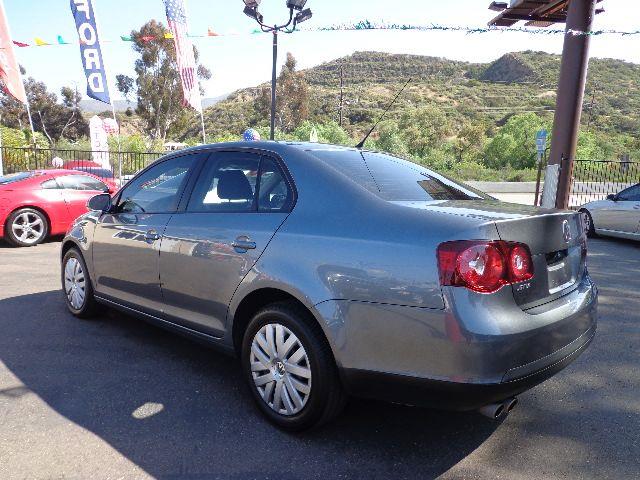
196;50;640;140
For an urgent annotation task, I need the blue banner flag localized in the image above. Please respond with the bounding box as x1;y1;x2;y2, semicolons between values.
69;0;111;104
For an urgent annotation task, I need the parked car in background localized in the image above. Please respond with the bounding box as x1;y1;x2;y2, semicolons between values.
61;143;597;430
580;183;640;241
62;160;119;191
0;170;114;247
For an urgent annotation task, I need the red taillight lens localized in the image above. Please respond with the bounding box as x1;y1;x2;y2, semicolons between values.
438;240;534;293
508;245;533;283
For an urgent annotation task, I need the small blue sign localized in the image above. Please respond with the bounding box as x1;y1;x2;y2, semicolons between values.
536;130;548;154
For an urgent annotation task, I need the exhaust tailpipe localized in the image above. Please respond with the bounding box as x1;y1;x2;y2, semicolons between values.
478;397;518;420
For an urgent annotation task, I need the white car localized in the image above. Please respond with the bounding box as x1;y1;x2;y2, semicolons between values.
579;183;640;240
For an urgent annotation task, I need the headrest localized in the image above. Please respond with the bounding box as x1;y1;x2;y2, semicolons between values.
217;170;253;200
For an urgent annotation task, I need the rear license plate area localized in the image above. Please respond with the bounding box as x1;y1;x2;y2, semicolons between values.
546;246;581;294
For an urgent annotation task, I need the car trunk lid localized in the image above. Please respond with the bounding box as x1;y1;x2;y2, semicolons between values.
396;200;587;309
493;208;586;309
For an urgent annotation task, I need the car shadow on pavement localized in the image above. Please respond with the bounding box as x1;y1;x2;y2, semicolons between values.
0;290;499;479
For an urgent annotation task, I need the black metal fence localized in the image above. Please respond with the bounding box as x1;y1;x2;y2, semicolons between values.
1;147;637;208
570;159;640;207
0;147;164;178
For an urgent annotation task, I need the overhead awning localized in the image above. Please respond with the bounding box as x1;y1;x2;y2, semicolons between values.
488;0;603;27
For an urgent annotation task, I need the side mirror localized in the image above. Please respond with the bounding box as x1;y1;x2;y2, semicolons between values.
87;193;112;212
606;194;617;201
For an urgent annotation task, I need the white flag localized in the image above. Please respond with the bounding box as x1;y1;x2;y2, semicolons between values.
89;116;110;169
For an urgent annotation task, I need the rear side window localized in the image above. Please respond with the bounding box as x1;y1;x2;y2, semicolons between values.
0;172;34;185
187;152;293;213
41;179;60;189
188;152;260;213
57;175;107;191
258;157;293;212
310;149;487;201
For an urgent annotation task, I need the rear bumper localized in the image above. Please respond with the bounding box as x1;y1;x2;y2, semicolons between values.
0;223;4;239
317;274;597;410
342;323;596;410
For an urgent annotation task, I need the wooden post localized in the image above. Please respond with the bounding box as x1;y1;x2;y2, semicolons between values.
547;0;597;209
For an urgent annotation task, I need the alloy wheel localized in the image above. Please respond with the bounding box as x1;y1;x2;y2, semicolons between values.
250;323;312;416
11;212;45;245
64;257;86;310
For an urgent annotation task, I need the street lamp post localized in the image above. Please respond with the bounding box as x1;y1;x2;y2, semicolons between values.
242;0;313;140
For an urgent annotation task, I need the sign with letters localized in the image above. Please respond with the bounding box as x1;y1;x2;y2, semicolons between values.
536;129;548;155
89;116;110;168
69;0;111;104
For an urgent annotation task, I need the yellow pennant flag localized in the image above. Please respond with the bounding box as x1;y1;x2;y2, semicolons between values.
164;32;174;39
34;37;49;46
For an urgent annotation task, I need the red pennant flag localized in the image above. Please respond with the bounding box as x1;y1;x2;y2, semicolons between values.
12;40;29;47
0;1;27;103
141;35;156;42
207;27;218;37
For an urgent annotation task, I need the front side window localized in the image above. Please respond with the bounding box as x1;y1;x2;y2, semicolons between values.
117;155;197;214
618;184;640;201
57;174;107;192
188;152;260;213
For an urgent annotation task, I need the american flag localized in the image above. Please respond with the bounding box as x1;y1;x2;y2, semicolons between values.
163;0;202;112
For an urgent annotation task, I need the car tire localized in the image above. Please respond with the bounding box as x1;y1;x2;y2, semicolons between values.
5;208;49;247
241;301;347;431
62;248;99;319
580;209;596;238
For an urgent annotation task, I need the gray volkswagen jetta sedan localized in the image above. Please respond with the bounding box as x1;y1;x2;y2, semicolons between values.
60;142;597;430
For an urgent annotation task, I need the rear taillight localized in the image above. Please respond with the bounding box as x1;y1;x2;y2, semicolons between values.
437;240;534;293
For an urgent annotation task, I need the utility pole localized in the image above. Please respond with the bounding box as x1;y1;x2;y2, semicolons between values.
270;29;278;140
586;82;598;130
546;0;597;209
338;63;344;127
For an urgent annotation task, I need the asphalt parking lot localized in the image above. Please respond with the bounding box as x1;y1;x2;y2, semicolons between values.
0;237;639;480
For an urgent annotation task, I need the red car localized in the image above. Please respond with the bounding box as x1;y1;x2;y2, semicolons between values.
0;170;115;247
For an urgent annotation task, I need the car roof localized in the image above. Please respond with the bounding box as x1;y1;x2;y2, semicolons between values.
167;141;363;156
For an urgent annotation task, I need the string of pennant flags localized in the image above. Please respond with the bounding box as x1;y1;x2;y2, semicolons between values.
9;20;640;48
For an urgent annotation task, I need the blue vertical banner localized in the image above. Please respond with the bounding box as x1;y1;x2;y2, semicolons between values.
69;0;111;104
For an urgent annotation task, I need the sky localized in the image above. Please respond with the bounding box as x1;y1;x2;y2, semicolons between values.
4;0;640;101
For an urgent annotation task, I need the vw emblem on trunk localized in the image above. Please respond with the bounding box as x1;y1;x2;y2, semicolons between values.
562;220;572;243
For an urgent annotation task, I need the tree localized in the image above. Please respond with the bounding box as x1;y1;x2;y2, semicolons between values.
1;76;88;144
373;120;408;156
58;86;87;141
452;121;487;163
483;113;548;169
255;53;309;133
292;121;350;145
398;105;452;158
116;20;211;142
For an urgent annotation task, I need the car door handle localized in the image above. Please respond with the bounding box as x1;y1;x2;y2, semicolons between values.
232;236;256;251
145;230;161;242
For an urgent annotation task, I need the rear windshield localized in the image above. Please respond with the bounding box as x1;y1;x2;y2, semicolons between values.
72;167;114;178
309;149;488;201
0;172;34;185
